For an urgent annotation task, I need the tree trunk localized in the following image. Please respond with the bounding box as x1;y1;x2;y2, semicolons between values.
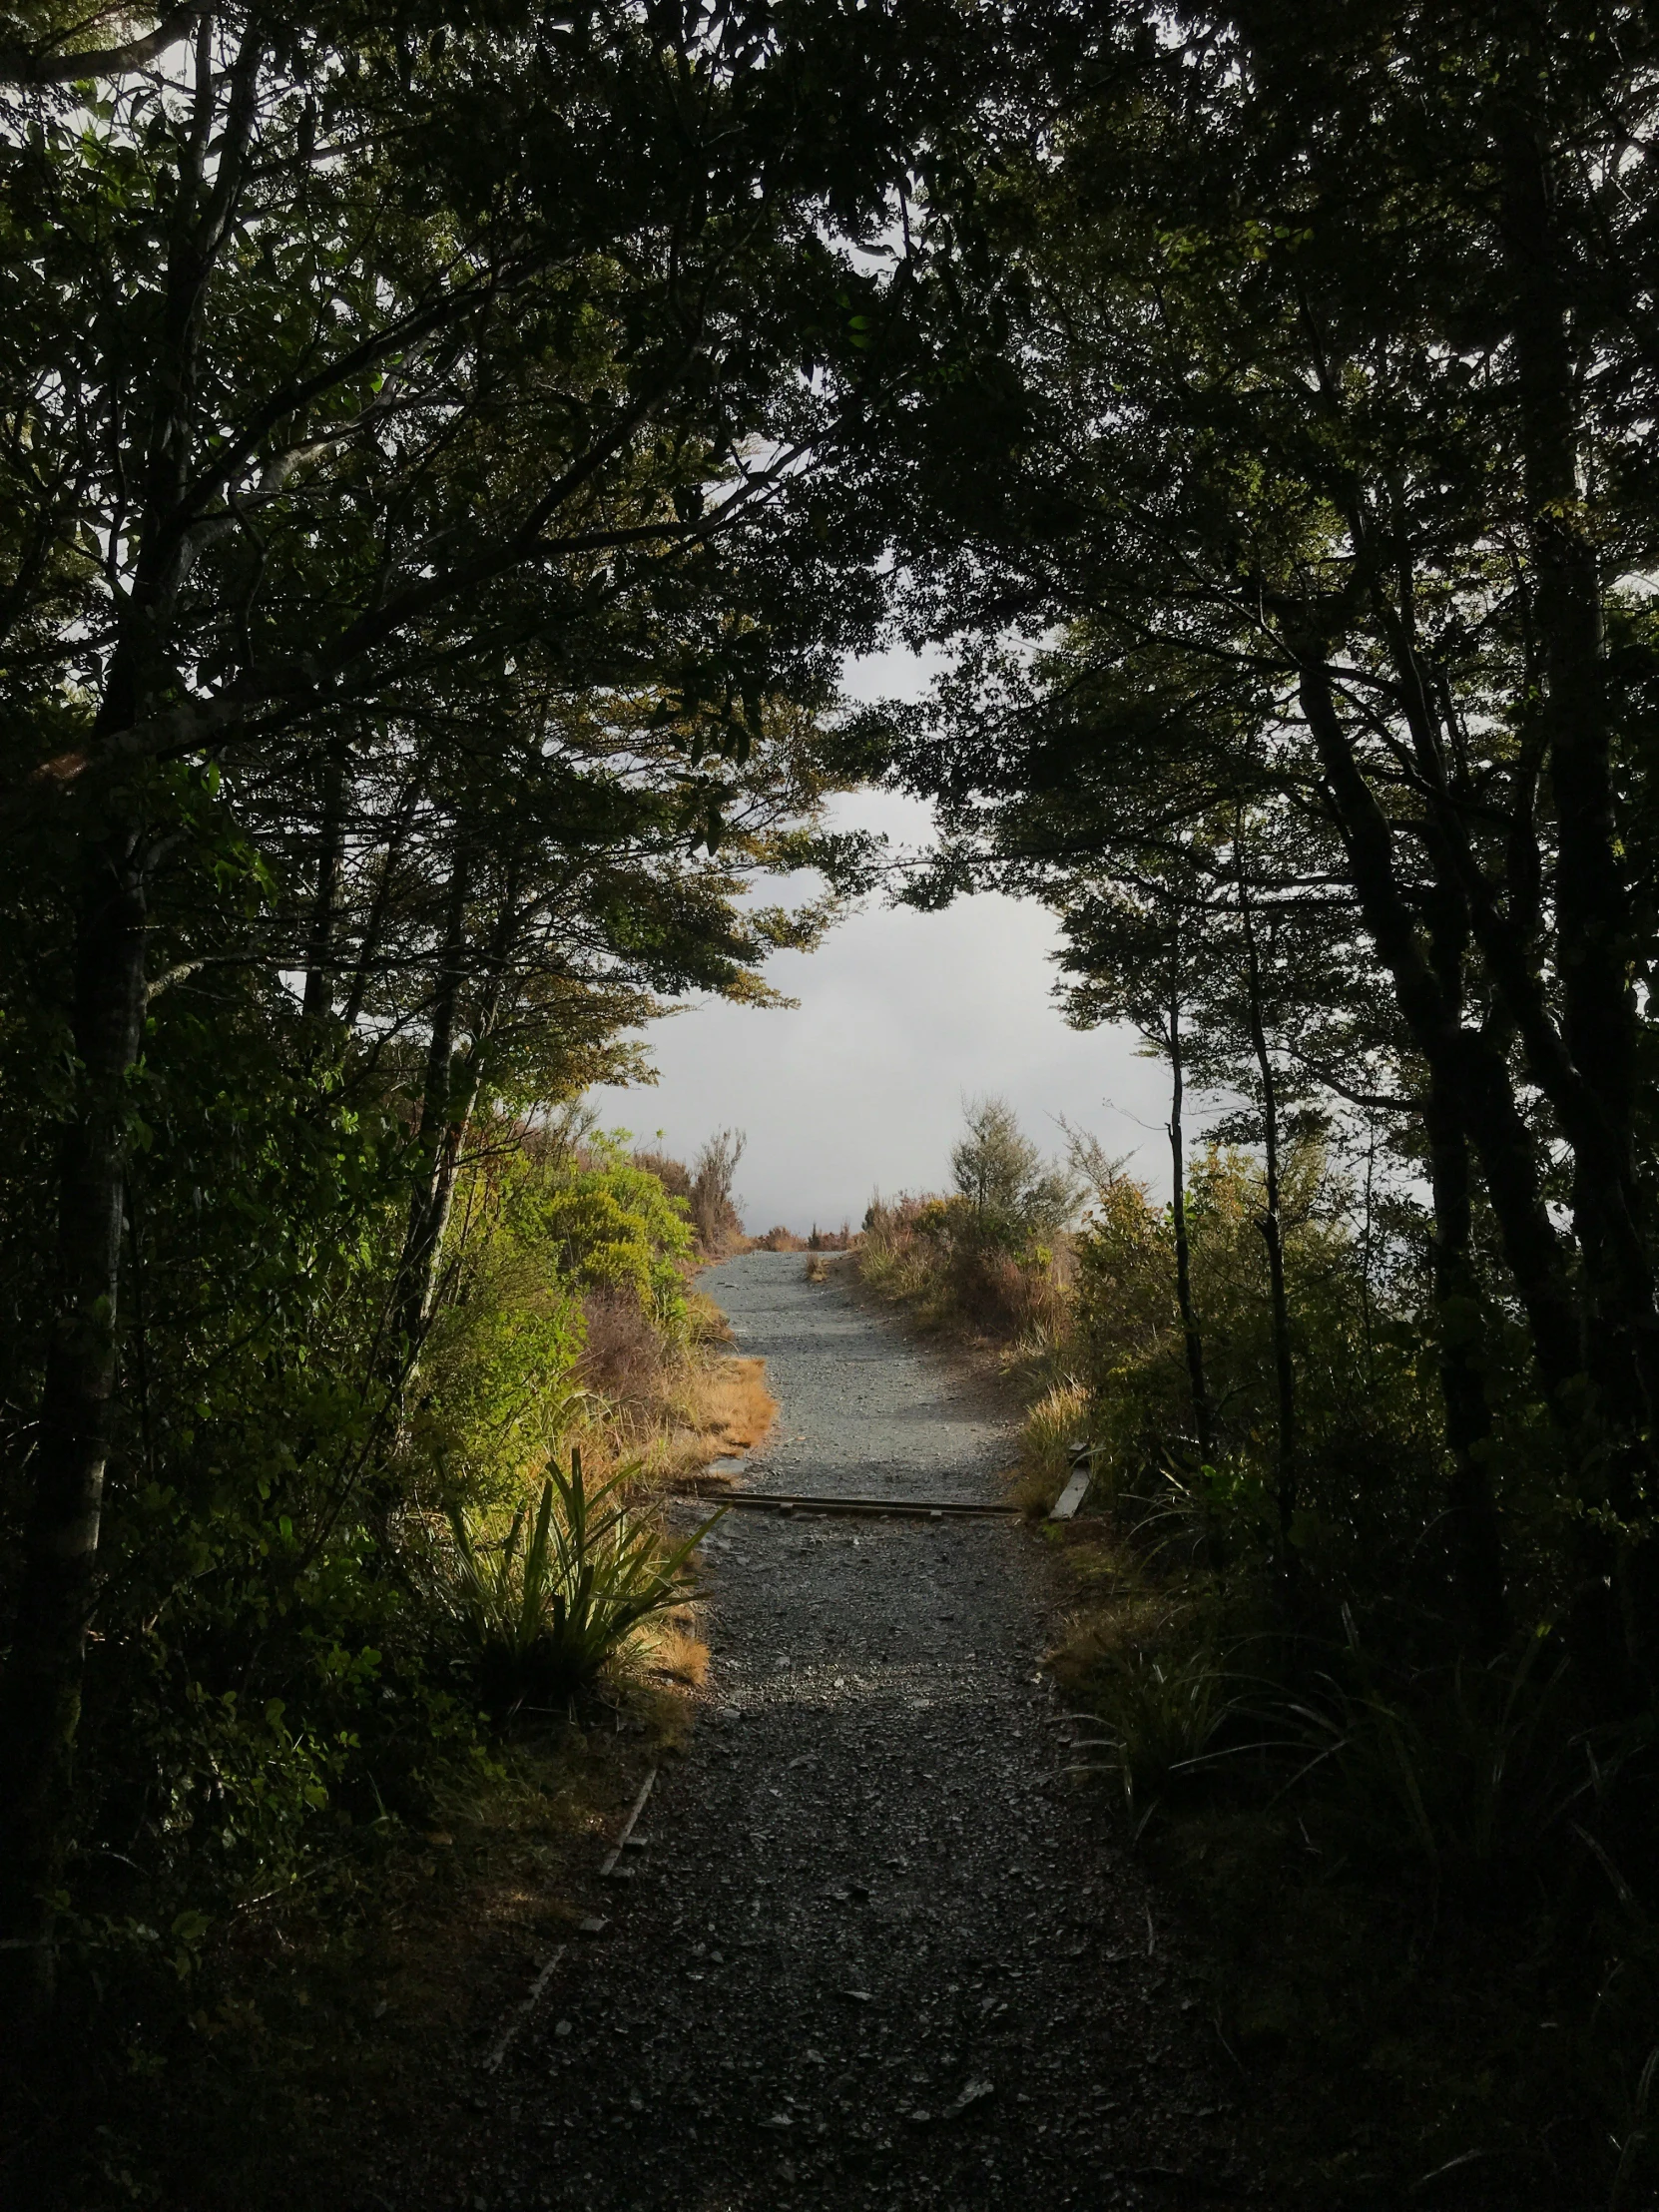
1301;647;1620;1697
1299;664;1584;1412
0;834;149;2026
1166;980;1215;1467
396;854;470;1362
301;729;348;1025
394;844;523;1352
1422;1075;1509;1652
1422;878;1508;1651
1237;860;1297;1571
1501;121;1659;1523
0;20;268;2033
341;768;425;1034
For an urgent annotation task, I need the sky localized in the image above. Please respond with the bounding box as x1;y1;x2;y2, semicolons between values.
583;649;1189;1234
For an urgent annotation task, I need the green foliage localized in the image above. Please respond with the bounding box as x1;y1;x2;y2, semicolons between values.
533;1142;696;1323
859;1101;1077;1352
1073;1143;1452;1589
948;1094;1078;1249
1278;1633;1626;1885
0;918;726;1938
436;1450;723;1710
1081;1644;1250;1816
0;0;975;2012
409;1126;699;1495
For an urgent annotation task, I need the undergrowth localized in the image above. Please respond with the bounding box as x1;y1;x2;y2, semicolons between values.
863;1096;1659;2205
9;1674;696;2211
1;1115;768;2208
1045;1504;1659;2208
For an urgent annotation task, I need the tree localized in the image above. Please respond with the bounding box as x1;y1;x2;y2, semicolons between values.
867;0;1659;1675
949;1095;1077;1245
0;0;1004;2012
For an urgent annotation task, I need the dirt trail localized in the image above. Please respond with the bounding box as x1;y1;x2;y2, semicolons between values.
467;1253;1242;2211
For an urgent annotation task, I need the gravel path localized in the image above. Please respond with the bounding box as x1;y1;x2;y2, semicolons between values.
487;1253;1241;2210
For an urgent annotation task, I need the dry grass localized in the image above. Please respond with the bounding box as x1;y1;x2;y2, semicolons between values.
688;1353;776;1459
685;1288;735;1345
855;1196;1074;1356
630;1145;695;1202
568;1285;772;1486
803;1249;857;1286
638;1612;711;1687
608;1351;778;1489
1009;1377;1092;1515
1048;1585;1190;1693
1038;1523;1203;1724
578;1286;673;1413
752;1225;808;1251
630;1141;753;1257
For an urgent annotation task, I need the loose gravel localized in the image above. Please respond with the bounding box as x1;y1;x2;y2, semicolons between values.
480;1253;1243;2210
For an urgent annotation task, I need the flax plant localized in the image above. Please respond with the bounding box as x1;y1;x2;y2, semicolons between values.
442;1450;725;1709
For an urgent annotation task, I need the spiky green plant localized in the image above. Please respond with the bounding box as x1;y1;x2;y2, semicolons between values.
441;1448;724;1710
1075;1643;1250;1831
1276;1632;1595;1877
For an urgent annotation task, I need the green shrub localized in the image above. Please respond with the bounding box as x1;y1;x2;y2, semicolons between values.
1279;1633;1609;1882
436;1449;723;1711
1079;1643;1251;1823
949;1095;1078;1248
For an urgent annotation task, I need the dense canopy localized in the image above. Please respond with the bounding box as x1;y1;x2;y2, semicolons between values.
6;3;1659;2201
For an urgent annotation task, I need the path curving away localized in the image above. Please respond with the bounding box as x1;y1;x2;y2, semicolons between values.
468;1252;1242;2211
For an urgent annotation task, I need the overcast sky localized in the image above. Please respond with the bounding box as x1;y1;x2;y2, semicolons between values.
584;649;1195;1234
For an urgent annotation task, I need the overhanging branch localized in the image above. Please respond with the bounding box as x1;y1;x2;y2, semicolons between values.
0;3;199;84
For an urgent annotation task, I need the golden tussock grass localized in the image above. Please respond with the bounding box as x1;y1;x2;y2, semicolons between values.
564;1284;772;1487
1009;1377;1091;1514
1048;1591;1188;1691
804;1249;856;1284
639;1617;711;1687
685;1288;735;1345
625;1351;778;1487
682;1354;776;1467
698;1353;776;1449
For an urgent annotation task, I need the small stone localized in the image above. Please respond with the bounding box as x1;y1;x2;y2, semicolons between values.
577;1915;609;1936
554;2019;572;2037
948;2079;996;2116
